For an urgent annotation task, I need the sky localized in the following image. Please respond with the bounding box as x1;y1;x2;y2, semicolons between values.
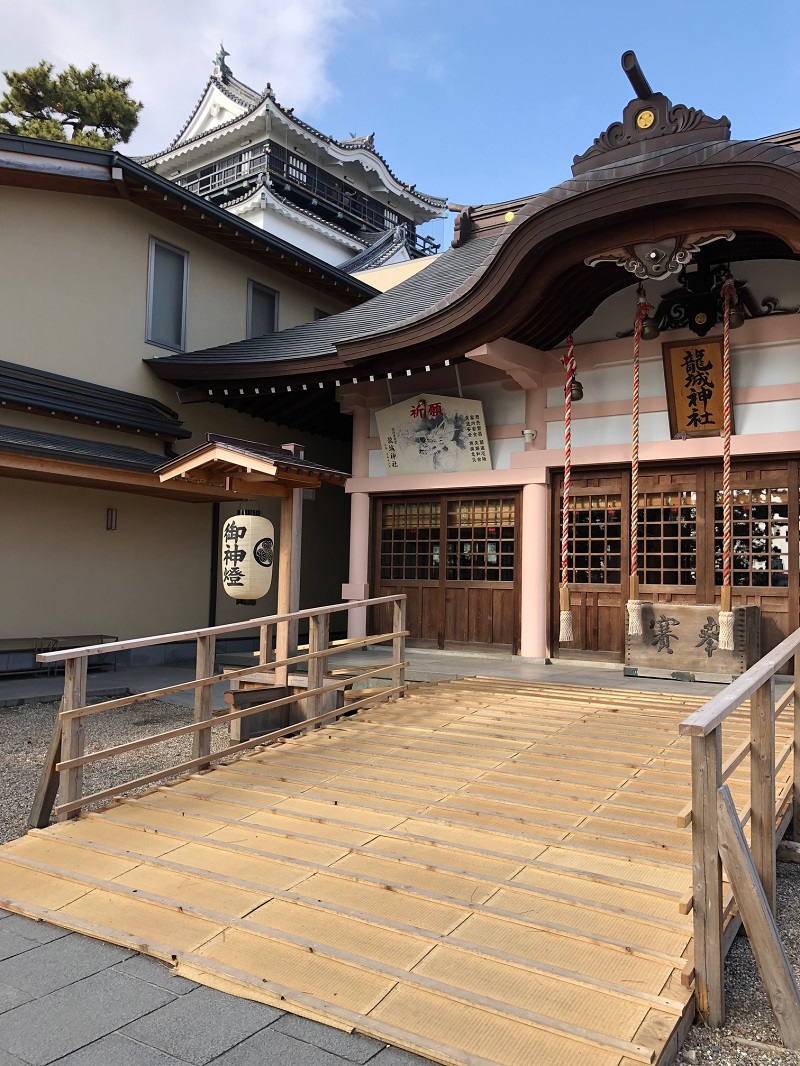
3;0;800;249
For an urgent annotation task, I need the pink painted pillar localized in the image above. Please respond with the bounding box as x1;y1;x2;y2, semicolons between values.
520;481;549;659
344;406;371;638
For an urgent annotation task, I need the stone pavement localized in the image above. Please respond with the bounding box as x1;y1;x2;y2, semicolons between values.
0;910;434;1066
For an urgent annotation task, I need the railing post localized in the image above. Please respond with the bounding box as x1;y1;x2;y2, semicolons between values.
392;597;406;697
58;656;88;821
751;676;777;913
794;652;800;839
691;727;725;1026
193;635;216;770
259;623;274;669
306;612;330;724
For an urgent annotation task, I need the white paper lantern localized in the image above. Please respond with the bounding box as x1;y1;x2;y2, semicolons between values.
221;514;275;600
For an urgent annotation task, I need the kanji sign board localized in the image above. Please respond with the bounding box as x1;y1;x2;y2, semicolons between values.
375;394;492;475
662;335;734;439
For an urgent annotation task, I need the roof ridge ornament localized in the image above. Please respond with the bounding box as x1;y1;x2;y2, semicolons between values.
214;42;232;83
572;50;731;176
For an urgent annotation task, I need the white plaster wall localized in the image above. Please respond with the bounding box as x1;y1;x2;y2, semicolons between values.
546;411;671;450
732;341;800;389
546;358;665;409
369;449;388;477
488;438;525;469
733;399;800;435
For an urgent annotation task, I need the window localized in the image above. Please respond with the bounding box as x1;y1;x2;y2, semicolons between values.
147;238;187;351
564;493;622;585
714;487;791;586
639;490;697;586
247;281;278;338
446;498;516;582
380;502;441;581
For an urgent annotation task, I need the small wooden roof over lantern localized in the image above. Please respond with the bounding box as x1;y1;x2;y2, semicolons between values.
155;433;348;497
157;434;349;660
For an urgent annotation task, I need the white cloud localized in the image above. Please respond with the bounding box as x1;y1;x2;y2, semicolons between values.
0;0;359;154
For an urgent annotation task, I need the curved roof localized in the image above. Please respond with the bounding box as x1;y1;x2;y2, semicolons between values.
149;136;800;387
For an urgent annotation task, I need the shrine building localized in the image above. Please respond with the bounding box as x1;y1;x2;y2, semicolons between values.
143;47;447;271
149;54;800;673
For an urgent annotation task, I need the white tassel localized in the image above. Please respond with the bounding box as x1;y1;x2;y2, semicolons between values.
559;610;574;642
719;610;735;651
627;599;643;636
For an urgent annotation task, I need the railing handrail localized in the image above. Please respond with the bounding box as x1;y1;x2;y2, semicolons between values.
679;626;800;737
36;595;404;663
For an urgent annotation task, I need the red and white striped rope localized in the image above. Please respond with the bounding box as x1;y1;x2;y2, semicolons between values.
561;336;575;588
721;278;736;589
630;291;651;580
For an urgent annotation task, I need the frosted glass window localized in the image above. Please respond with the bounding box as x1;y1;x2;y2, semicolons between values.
147;239;187;350
247;282;278;338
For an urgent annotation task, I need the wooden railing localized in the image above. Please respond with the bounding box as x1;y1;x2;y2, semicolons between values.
679;627;800;1031
29;595;407;826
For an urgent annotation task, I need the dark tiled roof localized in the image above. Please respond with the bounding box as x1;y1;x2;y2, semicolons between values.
144;76;446;211
151;136;800;381
147;234;497;370
206;434;348;480
0;424;165;471
340;225;411;273
0;360;190;439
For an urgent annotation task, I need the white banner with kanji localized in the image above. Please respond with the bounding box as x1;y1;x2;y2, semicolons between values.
375;393;492;475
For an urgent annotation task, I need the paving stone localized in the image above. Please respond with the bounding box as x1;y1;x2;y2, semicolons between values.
112;955;199;995
0;1049;28;1066
122;987;278;1065
0;970;176;1065
48;1032;189;1065
270;1014;384;1063
0;981;32;1017
0;911;11;920
0;932;134;995
0;930;38;963
366;1048;436;1065
0;916;70;945
208;1027;355;1065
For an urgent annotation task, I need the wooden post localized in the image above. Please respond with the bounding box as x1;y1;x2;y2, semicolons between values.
306;612;330;724
392;597;406;697
751;676;777;914
794;652;800;839
193;635;216;769
259;623;274;668
691;727;725;1026
718;785;800;1048
58;657;88;821
28;703;63;828
275;492;301;687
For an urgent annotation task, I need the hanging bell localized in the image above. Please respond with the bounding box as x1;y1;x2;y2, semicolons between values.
571;379;584;401
728;300;745;329
641;316;660;341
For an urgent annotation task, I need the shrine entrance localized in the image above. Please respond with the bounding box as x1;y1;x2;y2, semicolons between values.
552;458;800;662
371;492;520;650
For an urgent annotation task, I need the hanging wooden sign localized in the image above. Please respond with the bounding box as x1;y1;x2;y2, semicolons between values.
662;335;733;439
375;393;491;475
221;514;275;600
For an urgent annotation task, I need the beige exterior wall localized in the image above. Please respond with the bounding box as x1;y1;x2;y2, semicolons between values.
0;479;212;640
0;184;354;641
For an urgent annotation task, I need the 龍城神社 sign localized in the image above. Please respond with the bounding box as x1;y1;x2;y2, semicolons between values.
662;336;733;439
375;394;492;475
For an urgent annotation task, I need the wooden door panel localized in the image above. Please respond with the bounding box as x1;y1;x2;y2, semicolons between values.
444;588;468;643
467;588;493;645
419;587;440;642
493;589;515;646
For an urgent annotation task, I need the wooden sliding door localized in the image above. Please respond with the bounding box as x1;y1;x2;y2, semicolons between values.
372;493;520;650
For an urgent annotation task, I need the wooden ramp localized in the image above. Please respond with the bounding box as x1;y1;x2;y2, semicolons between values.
0;678;791;1066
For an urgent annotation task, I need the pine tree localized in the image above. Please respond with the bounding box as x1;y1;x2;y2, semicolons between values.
0;60;143;148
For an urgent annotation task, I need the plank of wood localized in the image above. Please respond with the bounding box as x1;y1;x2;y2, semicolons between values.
28;705;63;829
690;730;724;1026
750;678;777;914
193;635;216;769
58;658;87;823
717;784;800;1049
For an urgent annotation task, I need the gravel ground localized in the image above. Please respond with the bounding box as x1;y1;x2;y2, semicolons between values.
0;697;230;844
4;700;800;1064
